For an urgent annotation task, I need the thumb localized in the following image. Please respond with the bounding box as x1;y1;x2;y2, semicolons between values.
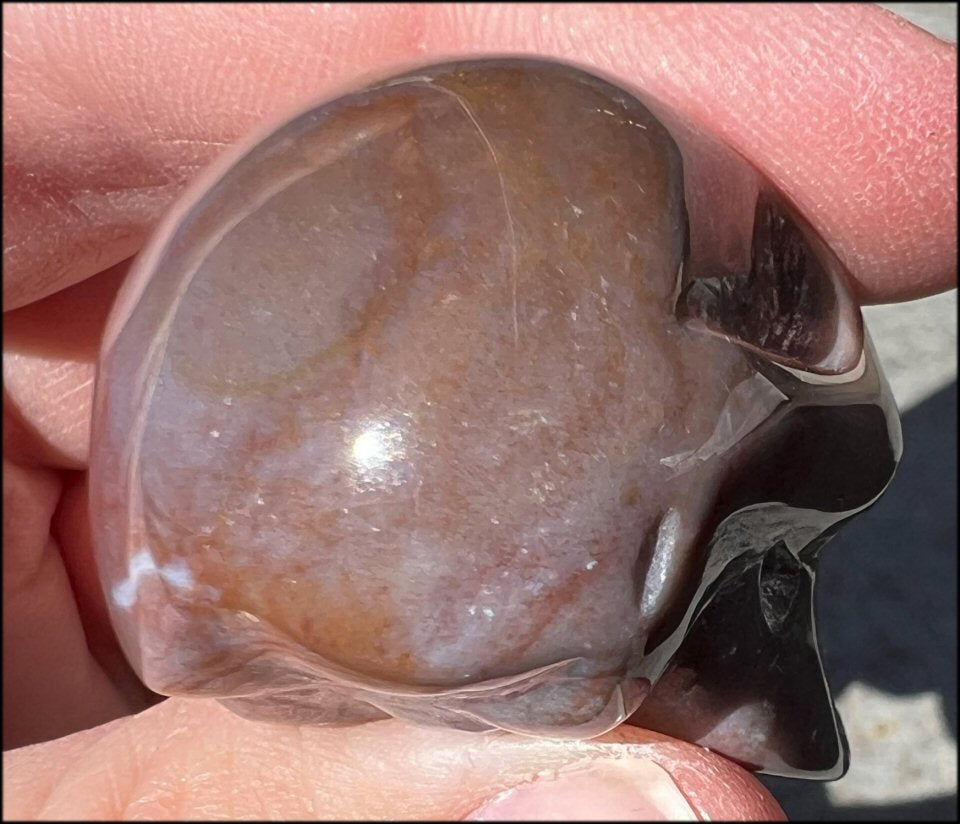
3;697;785;820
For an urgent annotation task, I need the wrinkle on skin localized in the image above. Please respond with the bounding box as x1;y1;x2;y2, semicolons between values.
2;697;786;820
2;3;956;311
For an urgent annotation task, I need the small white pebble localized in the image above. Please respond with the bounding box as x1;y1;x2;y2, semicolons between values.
482;607;495;618
209;429;220;438
586;560;598;570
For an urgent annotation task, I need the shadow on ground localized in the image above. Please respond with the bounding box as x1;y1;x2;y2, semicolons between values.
760;382;957;820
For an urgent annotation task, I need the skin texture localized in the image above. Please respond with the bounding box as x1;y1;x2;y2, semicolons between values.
3;3;955;313
2;3;955;819
4;698;780;820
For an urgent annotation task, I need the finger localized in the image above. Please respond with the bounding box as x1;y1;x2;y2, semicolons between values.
2;2;422;311
1;458;146;749
2;697;785;820
3;258;129;469
2;259;158;747
3;3;955;312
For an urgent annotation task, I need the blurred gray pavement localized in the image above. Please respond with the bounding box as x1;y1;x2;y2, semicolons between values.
879;2;958;41
758;9;957;818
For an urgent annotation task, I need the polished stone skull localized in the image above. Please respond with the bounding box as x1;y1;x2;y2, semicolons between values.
90;59;901;780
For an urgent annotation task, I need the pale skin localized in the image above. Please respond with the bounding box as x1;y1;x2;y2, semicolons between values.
2;3;956;820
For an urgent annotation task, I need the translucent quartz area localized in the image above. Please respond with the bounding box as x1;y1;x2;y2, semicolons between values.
90;60;901;779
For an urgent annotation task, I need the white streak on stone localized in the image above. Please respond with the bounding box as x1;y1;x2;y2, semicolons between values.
111;548;194;609
159;561;194;589
640;508;681;620
111;549;157;609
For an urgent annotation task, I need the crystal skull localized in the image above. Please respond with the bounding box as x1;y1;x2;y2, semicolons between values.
89;58;901;779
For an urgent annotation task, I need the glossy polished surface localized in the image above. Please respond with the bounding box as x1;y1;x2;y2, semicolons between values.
90;59;901;778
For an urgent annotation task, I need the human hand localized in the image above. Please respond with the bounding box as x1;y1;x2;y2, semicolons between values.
3;3;955;819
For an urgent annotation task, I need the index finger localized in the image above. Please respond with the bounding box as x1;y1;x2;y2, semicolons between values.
2;2;956;311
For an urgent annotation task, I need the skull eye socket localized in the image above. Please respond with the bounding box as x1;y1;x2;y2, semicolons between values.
677;186;864;376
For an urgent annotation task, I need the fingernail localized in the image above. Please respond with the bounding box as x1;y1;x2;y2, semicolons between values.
465;758;698;821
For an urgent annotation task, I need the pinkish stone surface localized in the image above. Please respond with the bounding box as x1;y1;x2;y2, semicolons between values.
90;60;898;775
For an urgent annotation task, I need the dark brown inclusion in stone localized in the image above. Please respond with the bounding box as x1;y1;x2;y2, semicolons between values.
89;58;901;780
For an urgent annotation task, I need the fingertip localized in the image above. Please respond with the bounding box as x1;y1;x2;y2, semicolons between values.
590;725;787;821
